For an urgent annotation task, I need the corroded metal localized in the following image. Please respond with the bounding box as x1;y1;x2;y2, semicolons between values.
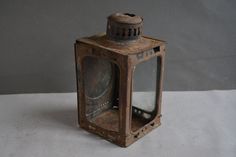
74;13;166;147
106;13;143;41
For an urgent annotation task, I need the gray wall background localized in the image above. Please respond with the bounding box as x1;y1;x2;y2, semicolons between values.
0;0;236;94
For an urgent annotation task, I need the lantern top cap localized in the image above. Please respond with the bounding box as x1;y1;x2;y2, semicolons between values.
107;13;143;25
106;13;143;41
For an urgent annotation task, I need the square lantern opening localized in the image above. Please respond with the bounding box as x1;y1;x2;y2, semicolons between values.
82;56;120;132
131;56;161;132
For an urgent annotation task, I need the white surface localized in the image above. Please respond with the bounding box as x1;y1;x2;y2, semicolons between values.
0;90;236;157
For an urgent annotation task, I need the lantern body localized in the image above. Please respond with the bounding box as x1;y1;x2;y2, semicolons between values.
74;13;165;147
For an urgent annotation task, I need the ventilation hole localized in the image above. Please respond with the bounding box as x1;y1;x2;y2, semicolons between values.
134;133;139;138
150;122;155;127
113;106;118;109
143;113;151;119
133;29;136;36
138;27;140;35
153;46;160;52
88;125;96;130
122;28;125;37
124;13;135;17
128;29;131;36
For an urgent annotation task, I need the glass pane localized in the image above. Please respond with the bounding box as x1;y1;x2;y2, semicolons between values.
84;57;113;99
131;56;161;132
83;56;119;132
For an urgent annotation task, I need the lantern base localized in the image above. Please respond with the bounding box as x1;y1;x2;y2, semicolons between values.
90;108;153;134
90;109;119;132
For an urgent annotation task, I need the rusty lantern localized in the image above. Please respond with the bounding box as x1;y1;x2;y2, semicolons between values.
74;13;166;147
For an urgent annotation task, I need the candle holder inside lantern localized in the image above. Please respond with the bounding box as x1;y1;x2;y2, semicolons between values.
74;13;166;147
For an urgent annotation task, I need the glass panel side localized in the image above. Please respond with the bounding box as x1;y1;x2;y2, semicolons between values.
82;56;120;132
131;56;161;132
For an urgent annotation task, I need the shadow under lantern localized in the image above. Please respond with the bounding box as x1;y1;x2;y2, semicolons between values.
74;13;166;147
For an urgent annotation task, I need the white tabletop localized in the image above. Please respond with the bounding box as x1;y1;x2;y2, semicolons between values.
0;90;235;157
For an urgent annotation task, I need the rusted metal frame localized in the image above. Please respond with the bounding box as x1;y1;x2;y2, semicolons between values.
75;41;132;145
157;45;166;118
74;12;166;147
76;43;87;127
75;40;165;147
118;54;130;137
130;44;165;117
74;42;80;124
77;42;120;140
115;54;130;147
125;44;165;140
